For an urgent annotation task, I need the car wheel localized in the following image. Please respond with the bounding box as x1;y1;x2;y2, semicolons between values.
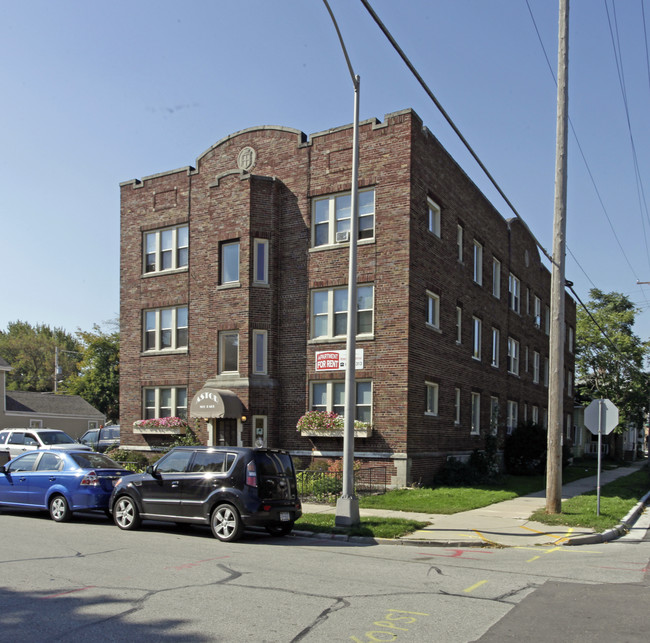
265;522;294;537
210;504;243;542
49;494;72;522
113;496;141;530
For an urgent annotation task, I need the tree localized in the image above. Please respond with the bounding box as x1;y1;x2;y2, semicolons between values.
65;322;120;422
575;289;650;431
0;321;80;391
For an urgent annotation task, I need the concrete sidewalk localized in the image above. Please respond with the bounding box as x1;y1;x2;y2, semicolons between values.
299;461;650;547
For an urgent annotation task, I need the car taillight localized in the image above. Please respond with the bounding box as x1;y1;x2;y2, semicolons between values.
246;461;257;487
80;471;99;486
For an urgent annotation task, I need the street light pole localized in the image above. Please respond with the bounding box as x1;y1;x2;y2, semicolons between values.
321;0;360;527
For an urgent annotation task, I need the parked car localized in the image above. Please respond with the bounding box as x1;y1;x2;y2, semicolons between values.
0;450;131;521
0;428;92;460
80;425;120;453
110;446;302;542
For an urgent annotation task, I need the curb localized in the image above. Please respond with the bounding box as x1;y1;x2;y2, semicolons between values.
563;491;650;546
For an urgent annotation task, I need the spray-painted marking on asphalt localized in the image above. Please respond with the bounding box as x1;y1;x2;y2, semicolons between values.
350;609;430;642
419;549;493;559
463;580;488;593
165;556;230;570
39;586;97;599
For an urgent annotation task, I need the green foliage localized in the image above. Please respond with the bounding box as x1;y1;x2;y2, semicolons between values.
105;448;150;472
65;321;120;422
504;422;548;475
576;289;650;431
0;320;80;391
165;419;202;448
435;433;501;486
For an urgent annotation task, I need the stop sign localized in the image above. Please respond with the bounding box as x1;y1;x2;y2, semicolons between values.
584;398;619;435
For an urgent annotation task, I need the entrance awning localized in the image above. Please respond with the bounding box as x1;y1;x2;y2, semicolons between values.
189;387;243;419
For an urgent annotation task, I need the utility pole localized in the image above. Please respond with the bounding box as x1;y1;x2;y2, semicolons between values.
546;0;570;514
322;0;360;527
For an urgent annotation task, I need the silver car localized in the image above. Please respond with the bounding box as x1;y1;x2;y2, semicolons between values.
0;428;92;460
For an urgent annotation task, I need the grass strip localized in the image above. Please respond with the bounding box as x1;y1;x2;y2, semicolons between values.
295;514;428;539
529;469;650;532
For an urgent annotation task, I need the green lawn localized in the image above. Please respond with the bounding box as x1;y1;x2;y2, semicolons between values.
294;514;428;539
530;469;650;532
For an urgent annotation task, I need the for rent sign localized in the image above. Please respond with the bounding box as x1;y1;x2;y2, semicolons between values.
315;349;364;371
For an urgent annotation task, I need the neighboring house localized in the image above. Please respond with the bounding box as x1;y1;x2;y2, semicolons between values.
0;357;105;438
119;108;576;486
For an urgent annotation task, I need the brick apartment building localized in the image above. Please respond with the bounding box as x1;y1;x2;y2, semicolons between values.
119;108;575;486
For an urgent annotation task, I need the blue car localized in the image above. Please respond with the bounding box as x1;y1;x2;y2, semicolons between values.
0;450;131;522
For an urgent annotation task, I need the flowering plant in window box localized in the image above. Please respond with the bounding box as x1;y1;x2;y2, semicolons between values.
296;411;371;438
133;416;188;435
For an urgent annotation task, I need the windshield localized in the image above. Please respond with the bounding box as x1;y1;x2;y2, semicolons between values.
70;452;122;469
255;452;295;476
38;431;76;445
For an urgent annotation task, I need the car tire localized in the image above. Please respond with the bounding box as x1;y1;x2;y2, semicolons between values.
113;496;141;531
49;494;72;522
265;522;294;537
210;504;243;542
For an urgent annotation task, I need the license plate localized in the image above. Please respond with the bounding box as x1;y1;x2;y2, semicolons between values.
280;512;290;522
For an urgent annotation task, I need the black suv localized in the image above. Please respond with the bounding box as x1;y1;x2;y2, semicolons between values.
109;446;302;542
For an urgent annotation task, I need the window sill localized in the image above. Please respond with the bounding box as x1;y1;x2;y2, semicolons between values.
308;335;374;345
425;323;442;333
141;349;189;357
217;282;241;290
309;238;375;253
299;426;372;438
141;267;188;278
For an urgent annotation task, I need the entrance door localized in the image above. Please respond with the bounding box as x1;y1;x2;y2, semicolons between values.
214;419;238;446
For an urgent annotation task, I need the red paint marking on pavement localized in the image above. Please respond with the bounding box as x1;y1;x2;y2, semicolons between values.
40;586;96;599
165;556;230;570
419;549;493;559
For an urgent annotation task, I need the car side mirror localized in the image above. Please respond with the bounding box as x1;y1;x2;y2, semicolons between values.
146;464;158;476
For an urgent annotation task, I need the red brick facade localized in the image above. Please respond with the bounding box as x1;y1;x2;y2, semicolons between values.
119;109;576;486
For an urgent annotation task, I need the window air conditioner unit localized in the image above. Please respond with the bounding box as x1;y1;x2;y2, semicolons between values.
335;231;350;243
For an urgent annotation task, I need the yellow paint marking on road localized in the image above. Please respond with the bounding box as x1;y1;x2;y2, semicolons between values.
471;530;500;546
515;546;602;554
527;555;541;563
464;580;487;593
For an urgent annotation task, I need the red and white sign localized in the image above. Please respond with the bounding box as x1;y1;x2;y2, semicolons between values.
315;349;364;371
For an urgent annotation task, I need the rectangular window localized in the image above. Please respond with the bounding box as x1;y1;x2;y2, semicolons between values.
428;198;441;237
473;240;483;285
311;285;374;340
454;388;461;425
425;382;439;416
252;330;268;375
491;327;500;367
492;258;501;298
143;225;189;274
457;225;464;262
219;331;239;373
312;189;375;247
143;386;187;420
221;241;240;284
567;370;573;396
507;337;520;375
508;273;521;313
507;400;518;434
568;326;574;353
545;305;550;335
253;239;269;285
456;306;462;344
490;396;499;435
532;405;539;425
472;317;482;361
544;356;549;387
534;296;541;327
533;351;540;383
310;380;372;423
426;291;440;329
142;306;188;352
471;392;481;435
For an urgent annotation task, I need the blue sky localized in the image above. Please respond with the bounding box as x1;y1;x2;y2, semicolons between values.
1;0;649;341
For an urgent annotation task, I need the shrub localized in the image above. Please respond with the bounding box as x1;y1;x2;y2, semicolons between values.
504;422;547;475
105;448;150;472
